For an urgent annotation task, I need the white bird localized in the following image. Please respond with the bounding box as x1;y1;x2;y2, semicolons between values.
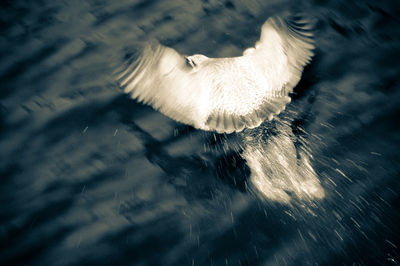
117;16;314;134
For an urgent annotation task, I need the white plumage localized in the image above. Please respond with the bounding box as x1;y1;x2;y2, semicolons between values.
118;16;314;133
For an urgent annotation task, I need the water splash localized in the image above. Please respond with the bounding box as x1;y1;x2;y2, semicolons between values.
243;117;325;204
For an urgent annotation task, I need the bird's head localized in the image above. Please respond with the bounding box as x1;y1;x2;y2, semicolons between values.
185;54;209;68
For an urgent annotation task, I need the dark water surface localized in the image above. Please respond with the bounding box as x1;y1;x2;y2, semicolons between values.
1;0;400;265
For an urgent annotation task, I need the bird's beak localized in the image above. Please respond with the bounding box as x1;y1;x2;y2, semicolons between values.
185;56;197;68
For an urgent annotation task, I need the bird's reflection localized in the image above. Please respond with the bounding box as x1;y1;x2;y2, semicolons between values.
244;117;325;203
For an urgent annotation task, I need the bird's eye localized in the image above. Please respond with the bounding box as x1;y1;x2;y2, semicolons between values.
185;57;196;68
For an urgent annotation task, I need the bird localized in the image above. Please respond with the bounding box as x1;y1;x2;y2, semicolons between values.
117;15;315;134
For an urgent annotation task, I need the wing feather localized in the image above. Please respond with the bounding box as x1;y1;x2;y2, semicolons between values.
205;15;314;132
117;42;210;128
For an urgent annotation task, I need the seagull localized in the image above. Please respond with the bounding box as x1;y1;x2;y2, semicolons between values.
117;15;314;134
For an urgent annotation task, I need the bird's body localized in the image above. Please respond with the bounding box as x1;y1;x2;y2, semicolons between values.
118;16;314;133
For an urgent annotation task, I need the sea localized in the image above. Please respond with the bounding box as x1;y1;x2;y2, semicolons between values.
0;0;399;265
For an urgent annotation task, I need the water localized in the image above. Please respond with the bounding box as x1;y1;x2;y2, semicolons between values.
1;0;399;265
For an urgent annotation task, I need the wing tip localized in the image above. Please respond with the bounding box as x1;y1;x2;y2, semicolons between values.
263;14;315;90
266;14;316;56
115;41;168;100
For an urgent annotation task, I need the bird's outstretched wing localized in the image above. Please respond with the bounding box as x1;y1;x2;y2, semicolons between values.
117;16;314;133
117;42;210;128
